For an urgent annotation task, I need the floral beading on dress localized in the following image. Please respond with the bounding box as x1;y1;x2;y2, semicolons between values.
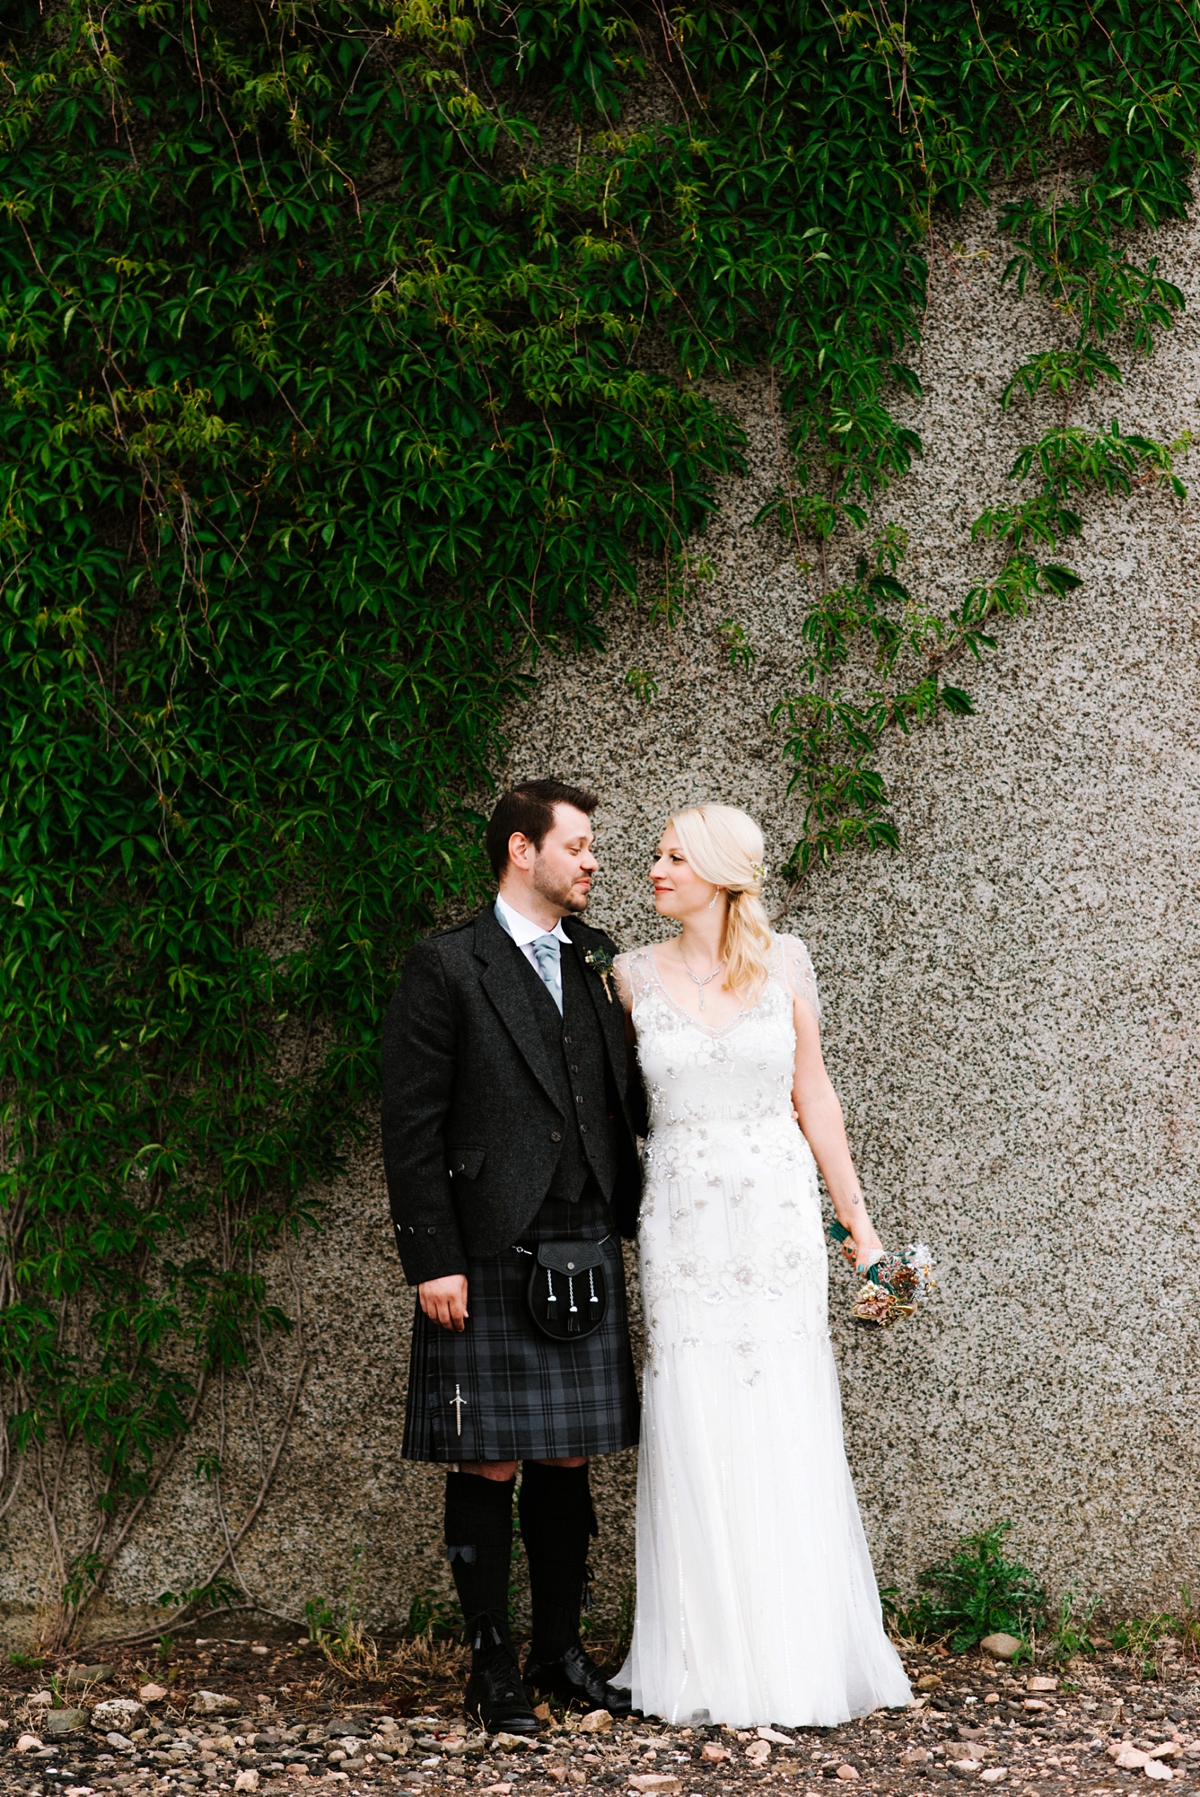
615;935;828;1347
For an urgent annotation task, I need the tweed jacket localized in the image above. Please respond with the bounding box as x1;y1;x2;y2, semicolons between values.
381;904;645;1286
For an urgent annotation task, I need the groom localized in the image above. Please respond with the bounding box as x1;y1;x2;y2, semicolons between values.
381;780;643;1733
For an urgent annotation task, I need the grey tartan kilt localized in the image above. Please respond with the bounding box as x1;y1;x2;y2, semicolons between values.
401;1225;639;1464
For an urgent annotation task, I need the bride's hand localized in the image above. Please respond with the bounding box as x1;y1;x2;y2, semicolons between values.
842;1234;885;1276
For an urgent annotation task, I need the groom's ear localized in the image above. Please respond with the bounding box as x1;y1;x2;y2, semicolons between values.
505;830;535;872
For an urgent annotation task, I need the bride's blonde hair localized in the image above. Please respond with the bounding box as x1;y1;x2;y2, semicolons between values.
669;804;772;1004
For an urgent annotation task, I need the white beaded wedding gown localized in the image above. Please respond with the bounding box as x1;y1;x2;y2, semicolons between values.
614;935;911;1727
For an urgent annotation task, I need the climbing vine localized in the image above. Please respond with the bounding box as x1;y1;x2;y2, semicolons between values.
1;0;1198;1641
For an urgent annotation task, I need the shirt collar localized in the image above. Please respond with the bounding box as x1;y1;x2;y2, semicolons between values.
494;892;572;947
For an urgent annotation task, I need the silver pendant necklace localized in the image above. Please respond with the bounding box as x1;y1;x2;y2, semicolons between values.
681;953;725;1011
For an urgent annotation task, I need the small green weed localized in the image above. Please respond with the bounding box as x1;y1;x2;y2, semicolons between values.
406;1590;461;1642
888;1522;1046;1654
304;1597;338;1644
1112;1614;1175;1679
305;1546;378;1675
8;1652;45;1671
1177;1588;1200;1661
1048;1582;1101;1666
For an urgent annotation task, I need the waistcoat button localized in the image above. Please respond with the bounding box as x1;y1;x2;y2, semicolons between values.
550;1131;562;1142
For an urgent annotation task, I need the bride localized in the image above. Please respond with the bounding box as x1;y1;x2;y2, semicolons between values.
613;804;911;1727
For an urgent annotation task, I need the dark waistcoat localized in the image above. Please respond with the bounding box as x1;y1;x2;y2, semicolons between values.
521;936;621;1204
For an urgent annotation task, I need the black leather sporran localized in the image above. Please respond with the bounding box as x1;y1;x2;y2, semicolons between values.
525;1239;608;1342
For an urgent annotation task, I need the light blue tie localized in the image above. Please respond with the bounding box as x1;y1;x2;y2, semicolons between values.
531;934;563;1014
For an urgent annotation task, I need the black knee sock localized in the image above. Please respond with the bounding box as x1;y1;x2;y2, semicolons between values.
444;1471;515;1642
518;1461;597;1663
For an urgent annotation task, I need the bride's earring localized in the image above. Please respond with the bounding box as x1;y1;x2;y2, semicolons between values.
708;886;720;910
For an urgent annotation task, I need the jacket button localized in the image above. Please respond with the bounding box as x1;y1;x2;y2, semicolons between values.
406;1226;414;1235
571;1063;580;1072
580;1124;589;1133
427;1226;436;1234
576;1094;584;1104
455;1163;464;1172
550;1131;561;1142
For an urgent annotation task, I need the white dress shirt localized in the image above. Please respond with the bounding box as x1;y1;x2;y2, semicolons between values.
494;891;572;972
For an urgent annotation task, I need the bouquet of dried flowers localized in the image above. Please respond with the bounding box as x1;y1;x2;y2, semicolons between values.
829;1221;936;1328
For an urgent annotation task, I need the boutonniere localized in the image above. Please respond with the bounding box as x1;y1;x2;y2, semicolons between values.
583;947;615;1003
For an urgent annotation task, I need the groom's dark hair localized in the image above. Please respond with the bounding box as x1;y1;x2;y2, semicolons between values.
485;779;599;879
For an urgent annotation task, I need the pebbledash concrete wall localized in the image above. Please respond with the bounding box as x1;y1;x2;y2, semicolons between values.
4;190;1200;1647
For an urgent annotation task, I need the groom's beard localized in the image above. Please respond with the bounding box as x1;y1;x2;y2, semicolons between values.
531;860;591;916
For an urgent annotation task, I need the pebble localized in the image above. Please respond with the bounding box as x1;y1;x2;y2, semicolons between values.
701;1743;729;1762
44;1707;90;1735
744;1740;771;1766
91;1697;146;1729
627;1777;680;1794
979;1770;1008;1785
234;1774;260;1792
578;1709;613;1733
979;1634;1023;1660
17;1733;43;1752
1144;1762;1175;1782
65;1663;115;1688
1027;1675;1058;1693
192;1689;242;1715
834;1765;859;1781
139;1682;169;1702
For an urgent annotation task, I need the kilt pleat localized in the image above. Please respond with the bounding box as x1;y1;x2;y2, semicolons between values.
401;1207;639;1463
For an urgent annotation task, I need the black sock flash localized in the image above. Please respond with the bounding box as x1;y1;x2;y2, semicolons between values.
444;1469;515;1637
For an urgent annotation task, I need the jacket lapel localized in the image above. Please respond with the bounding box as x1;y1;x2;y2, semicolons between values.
474;905;561;1105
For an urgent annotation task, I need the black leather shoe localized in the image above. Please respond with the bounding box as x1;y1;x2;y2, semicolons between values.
464;1614;541;1736
523;1642;632;1717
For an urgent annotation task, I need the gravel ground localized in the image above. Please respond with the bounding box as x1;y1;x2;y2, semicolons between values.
4;1636;1199;1797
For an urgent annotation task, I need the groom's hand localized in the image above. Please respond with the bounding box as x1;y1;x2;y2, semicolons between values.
419;1273;469;1331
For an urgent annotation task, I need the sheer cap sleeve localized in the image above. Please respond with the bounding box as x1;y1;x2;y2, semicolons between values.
613;946;655;1015
775;933;820;1020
